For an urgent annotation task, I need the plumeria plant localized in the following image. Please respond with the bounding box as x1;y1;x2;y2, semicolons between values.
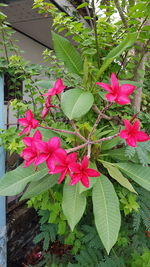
1;67;150;254
0;0;150;253
0;2;150;264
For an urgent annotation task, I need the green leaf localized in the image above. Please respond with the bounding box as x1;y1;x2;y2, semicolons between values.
97;33;137;78
62;179;86;231
101;136;120;151
34;80;55;90
52;31;83;76
21;174;58;200
61;89;94;120
104;148;127;161
92;175;121;254
102;161;137;194
115;163;150;191
77;2;89;9
0;163;48;196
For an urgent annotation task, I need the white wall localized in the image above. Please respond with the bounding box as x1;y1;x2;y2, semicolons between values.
2;31;50;126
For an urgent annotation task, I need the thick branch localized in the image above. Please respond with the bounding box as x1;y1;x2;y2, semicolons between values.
92;104;112;120
39;125;78;136
90;133;119;144
70;120;87;142
114;0;128;28
92;0;100;68
66;143;88;153
88;102;113;139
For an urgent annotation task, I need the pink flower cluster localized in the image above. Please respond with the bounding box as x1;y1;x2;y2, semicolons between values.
18;74;150;187
42;79;66;119
21;131;100;187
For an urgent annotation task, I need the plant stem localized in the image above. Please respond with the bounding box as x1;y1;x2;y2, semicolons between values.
70;120;87;142
66;143;88;153
92;0;100;68
1;28;9;63
90;132;119;144
66;132;119;153
39;125;77;136
114;0;128;29
88;102;113;140
87;144;91;158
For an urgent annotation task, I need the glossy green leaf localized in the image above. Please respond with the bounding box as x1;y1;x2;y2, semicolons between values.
0;163;48;196
115;163;150;191
61;89;94;120
102;161;137;194
62;179;86;231
101;136;120;151
77;2;89;9
21;174;59;200
97;32;137;78
52;31;83;76
34;80;55;90
104;148;127;161
92;175;121;254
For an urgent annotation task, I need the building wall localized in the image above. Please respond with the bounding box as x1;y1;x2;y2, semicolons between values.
2;31;50;126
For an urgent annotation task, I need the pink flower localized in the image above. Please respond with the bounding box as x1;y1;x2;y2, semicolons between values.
21;130;42;167
119;119;149;147
43;79;66;97
69;156;100;188
96;73;136;105
49;151;77;184
42;95;59;119
18;109;39;136
34;136;65;171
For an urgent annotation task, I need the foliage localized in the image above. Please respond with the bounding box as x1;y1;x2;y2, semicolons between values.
0;0;150;265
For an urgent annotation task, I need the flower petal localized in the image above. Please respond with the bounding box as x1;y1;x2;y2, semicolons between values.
33;130;42;140
67;152;77;164
87;168;100;177
32;119;39;129
26;109;33;121
70;174;81;186
126;137;137;147
119;84;136;95
24;158;35;168
55;78;66;93
111;73;119;91
49;165;65;174
69;162;81;173
18;118;28;127
46;156;56;171
22;137;33;146
136;131;149;142
96;82;112;92
21;148;35;160
46;96;52;107
34;141;48;153
35;153;49;166
54;149;67;164
42;107;49;118
116;94;130;105
81;156;89;169
81;174;89;188
18;127;28;136
48;137;60;150
119;130;129;139
132;120;140;132
105;93;116;102
58;169;68;184
123;119;131;131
